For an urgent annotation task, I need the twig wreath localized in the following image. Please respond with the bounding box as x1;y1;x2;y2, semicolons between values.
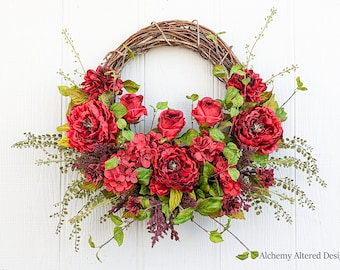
14;9;326;261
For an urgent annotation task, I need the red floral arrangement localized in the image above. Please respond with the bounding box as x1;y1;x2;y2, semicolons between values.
14;13;325;261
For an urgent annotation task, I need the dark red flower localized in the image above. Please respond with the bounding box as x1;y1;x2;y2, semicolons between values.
189;134;224;165
227;69;267;102
81;65;124;99
192;97;223;127
125;196;143;216
157;109;185;140
231;106;283;154
103;150;138;194
256;168;275;188
119;94;147;124
150;144;199;196
66;99;118;152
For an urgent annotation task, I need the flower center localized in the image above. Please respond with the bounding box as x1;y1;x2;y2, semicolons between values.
251;122;264;133
168;160;178;171
83;118;93;131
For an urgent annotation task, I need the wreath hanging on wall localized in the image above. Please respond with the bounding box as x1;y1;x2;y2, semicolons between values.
14;10;326;261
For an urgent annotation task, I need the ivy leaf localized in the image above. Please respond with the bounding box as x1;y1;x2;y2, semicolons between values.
230;64;245;76
186;93;199;101
296;76;308;91
241;77;251;86
173;208;194;225
236;251;249;260
123;80;140;93
116;118;127;129
209;128;225;142
113;226;124;246
156;101;168;110
228;167;240;181
122;129;134;141
109;214;123;226
136;167;152;186
56;123;69;132
251;251;259;259
212;64;227;78
105;157;119;170
209;230;224;243
88;235;95;248
276;107;287;122
223;142;241;166
230;107;239;117
169;189;183;212
110;102;127;118
57;136;69;148
123;45;135;59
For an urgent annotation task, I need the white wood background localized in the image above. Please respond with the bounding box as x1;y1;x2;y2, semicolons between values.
1;0;339;269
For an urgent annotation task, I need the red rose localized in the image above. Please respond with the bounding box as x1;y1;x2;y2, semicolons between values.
81;65;124;99
119;94;147;124
66;99;118;152
231;106;283;154
150;144;199;196
103;150;138;194
157;109;185;140
192;97;223;127
227;69;267;102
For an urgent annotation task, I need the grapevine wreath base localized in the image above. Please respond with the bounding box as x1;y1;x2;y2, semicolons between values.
14;18;325;261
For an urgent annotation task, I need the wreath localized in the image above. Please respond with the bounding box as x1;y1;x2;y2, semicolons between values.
14;12;325;261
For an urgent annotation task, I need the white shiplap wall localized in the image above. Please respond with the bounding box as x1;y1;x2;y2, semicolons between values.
1;0;339;269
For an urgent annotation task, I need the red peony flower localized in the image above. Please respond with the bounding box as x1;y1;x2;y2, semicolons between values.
157;109;185;140
81;65;124;99
231;106;283;154
66;99;118;152
256;168;275;188
120;93;147;124
150;144;199;196
190;133;224;165
227;69;267;102
103;150;138;194
192;97;223;127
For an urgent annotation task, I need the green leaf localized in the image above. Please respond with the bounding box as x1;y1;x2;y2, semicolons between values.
57;136;69;148
109;214;123;226
212;64;227;78
230;64;245;76
276;107;287;122
58;85;89;105
260;91;273;103
230;107;239;117
236;251;249;260
186;93;199;101
263;93;278;112
80;182;101;191
223;142;241;166
173;208;194;225
56;123;69;132
136;167;152;186
110;102;128;118
88;235;95;248
179;128;199;146
225;86;239;105
123;45;135;59
296;76;308;91
123;80;140;93
209;128;225;141
196;197;222;216
99;90;115;107
228;167;240;181
113;226;124;246
230;209;245;220
122;129;134;141
162;202;170;220
241;77;251;86
232;93;244;107
116;118;127;129
169;189;183;212
105;157;119;170
251;251;259;259
209;230;224;243
156;101;168;110
250;152;269;166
